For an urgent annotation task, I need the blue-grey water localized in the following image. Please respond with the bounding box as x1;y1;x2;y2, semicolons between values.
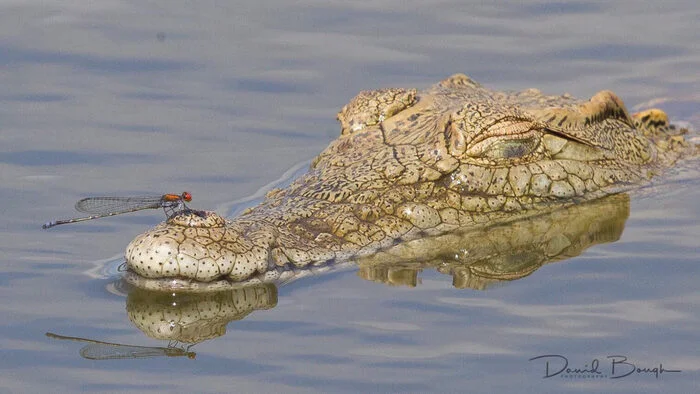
1;1;698;393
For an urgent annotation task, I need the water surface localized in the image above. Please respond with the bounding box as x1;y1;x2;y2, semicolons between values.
1;1;698;393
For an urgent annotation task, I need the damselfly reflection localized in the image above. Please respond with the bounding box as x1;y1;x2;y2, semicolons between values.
46;332;196;360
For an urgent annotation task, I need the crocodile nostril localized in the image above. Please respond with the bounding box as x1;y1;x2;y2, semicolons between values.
167;210;226;228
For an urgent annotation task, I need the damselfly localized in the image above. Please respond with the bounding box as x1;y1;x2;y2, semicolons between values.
42;191;192;229
46;332;196;360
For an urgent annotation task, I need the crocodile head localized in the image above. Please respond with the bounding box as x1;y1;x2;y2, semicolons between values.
124;74;696;291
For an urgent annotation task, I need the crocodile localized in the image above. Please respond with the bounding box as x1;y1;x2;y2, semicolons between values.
123;74;696;292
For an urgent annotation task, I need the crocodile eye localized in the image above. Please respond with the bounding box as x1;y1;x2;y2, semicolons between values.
467;137;539;159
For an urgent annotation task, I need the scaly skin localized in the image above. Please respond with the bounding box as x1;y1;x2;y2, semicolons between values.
124;74;695;291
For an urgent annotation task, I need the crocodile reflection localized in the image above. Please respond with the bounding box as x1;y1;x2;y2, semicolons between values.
126;283;277;344
117;194;627;344
47;284;278;359
356;193;628;290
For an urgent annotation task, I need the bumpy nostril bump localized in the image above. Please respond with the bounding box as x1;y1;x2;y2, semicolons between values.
125;209;264;283
167;210;227;228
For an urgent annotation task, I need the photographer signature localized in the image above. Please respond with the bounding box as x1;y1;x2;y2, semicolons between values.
529;354;681;379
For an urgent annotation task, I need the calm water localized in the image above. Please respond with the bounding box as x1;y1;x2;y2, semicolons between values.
1;1;699;393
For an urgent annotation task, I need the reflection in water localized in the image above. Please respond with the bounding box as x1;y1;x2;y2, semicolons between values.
47;284;277;359
45;332;196;360
51;194;629;354
126;284;277;343
357;193;629;290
